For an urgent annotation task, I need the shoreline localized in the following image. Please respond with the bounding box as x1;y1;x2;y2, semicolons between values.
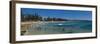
21;21;91;35
21;21;67;33
21;20;91;31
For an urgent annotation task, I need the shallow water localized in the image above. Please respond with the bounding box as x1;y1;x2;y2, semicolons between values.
23;21;92;35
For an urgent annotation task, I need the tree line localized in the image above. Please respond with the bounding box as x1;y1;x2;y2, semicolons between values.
21;13;68;22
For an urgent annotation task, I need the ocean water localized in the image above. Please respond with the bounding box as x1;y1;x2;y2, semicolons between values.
24;21;92;35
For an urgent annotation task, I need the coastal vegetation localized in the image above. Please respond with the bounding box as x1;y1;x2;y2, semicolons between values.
21;13;68;22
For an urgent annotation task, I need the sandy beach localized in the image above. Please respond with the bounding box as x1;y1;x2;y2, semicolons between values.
21;21;65;34
21;21;46;35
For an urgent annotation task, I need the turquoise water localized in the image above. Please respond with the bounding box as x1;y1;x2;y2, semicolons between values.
24;21;92;35
45;21;92;30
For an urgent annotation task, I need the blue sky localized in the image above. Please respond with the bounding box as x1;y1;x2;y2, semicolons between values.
21;8;92;20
